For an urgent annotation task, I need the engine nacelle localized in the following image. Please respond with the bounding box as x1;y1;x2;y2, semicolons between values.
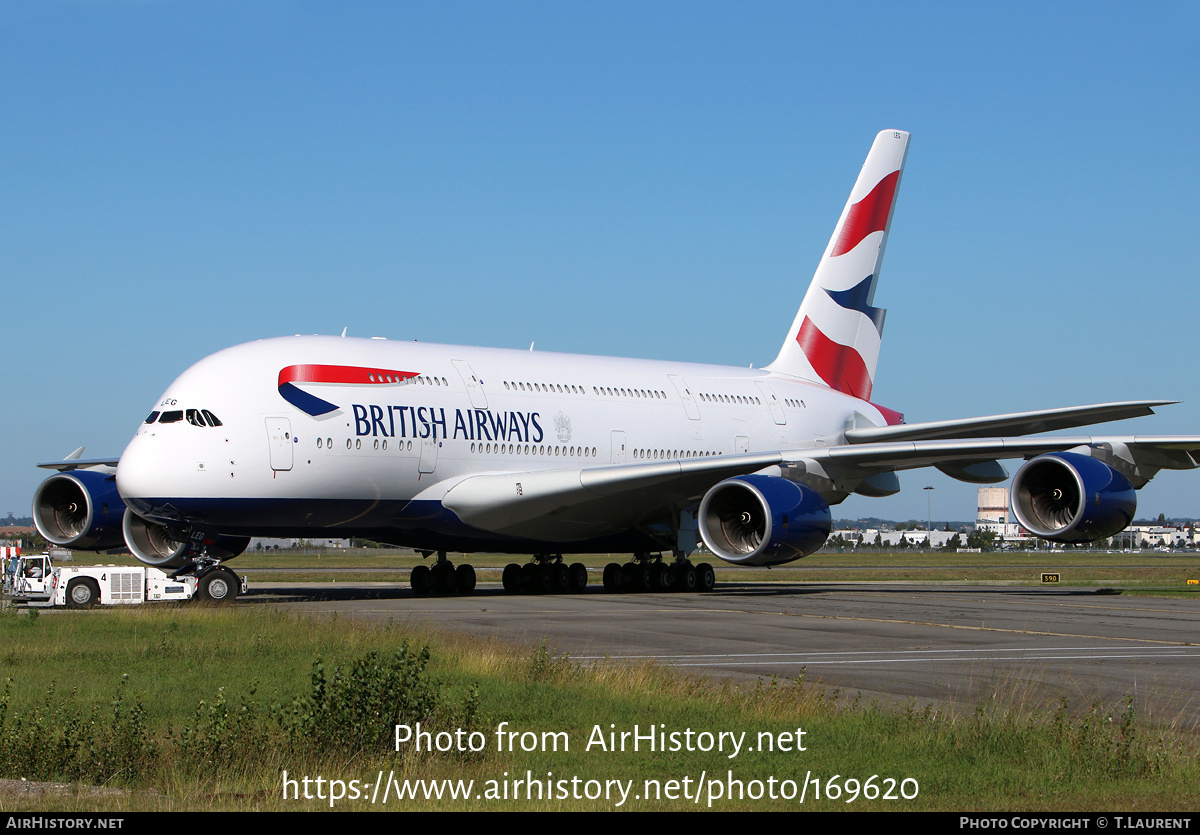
1010;452;1136;544
33;470;127;551
122;509;250;569
698;474;831;566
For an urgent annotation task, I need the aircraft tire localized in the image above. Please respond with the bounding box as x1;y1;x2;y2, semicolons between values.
520;563;538;593
602;563;620;592
66;578;100;609
410;565;432;596
502;563;521;593
555;563;570;593
619;563;638;593
455;564;476;594
568;562;588;593
675;565;697;593
652;563;671;592
696;563;715;593
538;564;556;594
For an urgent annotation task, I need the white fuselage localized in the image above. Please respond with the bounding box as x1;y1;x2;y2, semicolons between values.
115;335;888;553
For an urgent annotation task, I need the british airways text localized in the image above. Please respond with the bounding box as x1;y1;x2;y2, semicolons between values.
353;405;544;443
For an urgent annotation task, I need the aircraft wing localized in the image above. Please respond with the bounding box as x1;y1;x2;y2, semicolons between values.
843;400;1173;443
36;447;120;473
440;434;1200;540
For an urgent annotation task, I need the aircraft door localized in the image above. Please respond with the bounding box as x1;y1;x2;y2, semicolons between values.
667;374;701;420
419;439;439;474
611;430;626;464
265;418;294;471
452;360;488;409
755;381;787;425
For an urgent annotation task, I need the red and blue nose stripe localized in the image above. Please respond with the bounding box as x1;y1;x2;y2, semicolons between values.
278;365;418;416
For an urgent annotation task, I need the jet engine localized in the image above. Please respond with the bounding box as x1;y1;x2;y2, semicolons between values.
123;508;250;568
1010;452;1136;544
32;470;126;551
698;474;832;566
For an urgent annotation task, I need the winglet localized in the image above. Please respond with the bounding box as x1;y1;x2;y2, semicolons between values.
766;130;910;400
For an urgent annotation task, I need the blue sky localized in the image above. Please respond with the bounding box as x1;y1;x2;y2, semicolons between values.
3;1;1198;527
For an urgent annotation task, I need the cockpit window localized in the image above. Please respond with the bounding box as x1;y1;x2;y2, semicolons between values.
147;408;223;426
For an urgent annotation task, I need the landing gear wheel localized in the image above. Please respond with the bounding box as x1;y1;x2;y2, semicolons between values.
455;564;476;594
619;563;638;593
66;578;100;609
696;562;715;593
410;564;432;596
538;564;556;594
503;563;522;593
198;569;238;603
602;563;621;592
568;562;588;593
652;563;672;592
520;562;538;593
673;564;697;593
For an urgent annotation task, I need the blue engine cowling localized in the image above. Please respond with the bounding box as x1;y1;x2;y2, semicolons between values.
1010;452;1136;543
123;508;250;569
32;470;127;551
698;474;832;566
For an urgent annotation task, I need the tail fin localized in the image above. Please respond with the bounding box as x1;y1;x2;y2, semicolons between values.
766;130;910;400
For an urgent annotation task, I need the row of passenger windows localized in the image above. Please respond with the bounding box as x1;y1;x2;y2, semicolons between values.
144;409;223;427
471;442;598;457
633;449;718;460
499;380;670;400
502;380;585;394
596;386;667;399
317;437;418;451
700;392;761;406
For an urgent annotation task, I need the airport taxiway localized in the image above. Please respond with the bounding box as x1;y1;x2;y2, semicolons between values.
251;578;1200;721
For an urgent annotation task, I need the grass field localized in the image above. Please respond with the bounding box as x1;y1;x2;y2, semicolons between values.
0;550;1196;811
0;609;1196;809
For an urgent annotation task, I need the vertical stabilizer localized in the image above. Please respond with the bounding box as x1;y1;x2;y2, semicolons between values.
766;130;909;400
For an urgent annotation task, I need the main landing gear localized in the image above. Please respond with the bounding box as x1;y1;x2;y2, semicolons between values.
601;553;715;594
410;551;477;596
502;554;589;595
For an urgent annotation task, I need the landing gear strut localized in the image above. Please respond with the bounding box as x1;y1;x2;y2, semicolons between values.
410;551;477;596
501;554;588;595
602;552;715;594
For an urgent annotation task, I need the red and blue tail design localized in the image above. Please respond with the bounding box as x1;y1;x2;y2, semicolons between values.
278;364;418;417
767;130;909;401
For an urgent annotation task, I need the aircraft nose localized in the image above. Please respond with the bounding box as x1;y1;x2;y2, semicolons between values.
116;433;166;510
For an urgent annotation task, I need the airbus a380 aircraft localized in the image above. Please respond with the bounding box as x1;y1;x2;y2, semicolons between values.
33;130;1200;599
